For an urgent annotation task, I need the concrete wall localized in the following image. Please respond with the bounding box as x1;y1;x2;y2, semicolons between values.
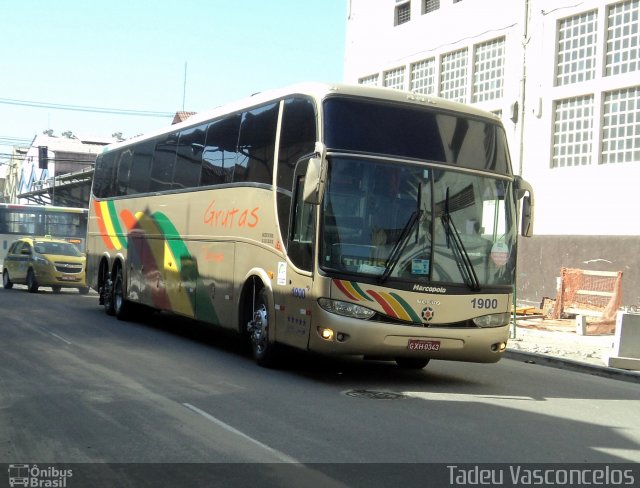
517;235;640;308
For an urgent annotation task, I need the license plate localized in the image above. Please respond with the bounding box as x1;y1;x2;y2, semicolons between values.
60;275;76;281
407;339;441;351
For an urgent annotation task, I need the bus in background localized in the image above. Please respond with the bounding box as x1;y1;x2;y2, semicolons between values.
0;204;88;266
86;83;534;369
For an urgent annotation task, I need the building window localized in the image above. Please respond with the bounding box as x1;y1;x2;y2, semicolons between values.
601;86;640;163
605;0;639;76
395;1;411;26
440;48;468;103
555;10;598;86
423;0;439;14
358;74;379;86
410;58;436;94
552;95;594;168
383;67;406;90
472;37;505;103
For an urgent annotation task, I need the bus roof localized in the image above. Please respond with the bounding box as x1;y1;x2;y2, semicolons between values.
102;82;502;153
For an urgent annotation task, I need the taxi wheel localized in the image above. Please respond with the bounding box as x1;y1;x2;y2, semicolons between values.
395;357;430;369
78;287;90;295
2;270;13;289
52;286;62;294
27;269;39;293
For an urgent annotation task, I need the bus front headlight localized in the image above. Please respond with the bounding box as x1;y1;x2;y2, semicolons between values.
318;298;375;320
472;312;511;328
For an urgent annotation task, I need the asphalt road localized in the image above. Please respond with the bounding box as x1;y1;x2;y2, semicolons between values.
1;284;639;486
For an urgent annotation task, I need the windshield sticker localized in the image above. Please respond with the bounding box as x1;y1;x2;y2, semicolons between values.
490;242;510;266
411;259;429;275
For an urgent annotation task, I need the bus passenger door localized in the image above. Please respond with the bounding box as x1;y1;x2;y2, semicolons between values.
194;242;235;328
275;160;315;350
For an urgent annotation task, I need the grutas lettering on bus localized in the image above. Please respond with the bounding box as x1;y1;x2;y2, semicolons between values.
203;200;259;228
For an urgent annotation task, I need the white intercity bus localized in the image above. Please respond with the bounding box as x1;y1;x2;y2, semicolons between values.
86;83;534;368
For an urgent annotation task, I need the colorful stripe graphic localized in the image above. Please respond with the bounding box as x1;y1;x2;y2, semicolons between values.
333;279;422;323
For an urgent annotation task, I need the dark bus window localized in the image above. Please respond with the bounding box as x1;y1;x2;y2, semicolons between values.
129;140;154;195
201;115;241;186
93;150;118;198
234;102;279;185
323;97;511;174
276;97;317;247
174;125;205;189
150;133;179;192
115;148;134;196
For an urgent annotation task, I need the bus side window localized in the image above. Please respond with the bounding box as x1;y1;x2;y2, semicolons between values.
201;115;241;186
276;97;317;250
151;133;179;192
129;141;154;195
174;125;205;189
93;150;118;198
234;103;279;185
115;149;134;197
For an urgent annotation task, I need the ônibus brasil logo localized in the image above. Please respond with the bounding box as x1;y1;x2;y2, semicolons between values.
8;464;73;487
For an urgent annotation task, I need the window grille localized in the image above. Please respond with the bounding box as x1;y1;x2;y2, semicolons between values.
440;49;468;102
384;67;406;90
473;37;505;102
410;58;436;94
556;10;597;86
552;96;594;168
605;0;639;76
601;86;640;163
395;2;411;26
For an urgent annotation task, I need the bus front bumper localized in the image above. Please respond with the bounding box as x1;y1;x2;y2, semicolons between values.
308;308;510;363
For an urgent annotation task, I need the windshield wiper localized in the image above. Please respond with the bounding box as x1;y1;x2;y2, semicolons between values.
441;188;480;291
379;209;423;283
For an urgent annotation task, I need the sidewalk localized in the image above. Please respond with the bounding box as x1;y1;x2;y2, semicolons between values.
504;317;640;382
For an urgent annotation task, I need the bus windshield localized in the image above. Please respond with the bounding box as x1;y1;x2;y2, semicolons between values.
320;156;517;287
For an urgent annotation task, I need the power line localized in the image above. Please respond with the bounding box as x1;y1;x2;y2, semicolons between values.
0;97;174;118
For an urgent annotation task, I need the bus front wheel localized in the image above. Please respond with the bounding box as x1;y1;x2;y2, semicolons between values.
247;287;277;367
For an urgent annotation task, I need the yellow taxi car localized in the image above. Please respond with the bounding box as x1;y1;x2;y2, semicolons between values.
2;236;89;294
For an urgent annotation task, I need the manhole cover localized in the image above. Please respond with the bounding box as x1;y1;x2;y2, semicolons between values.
343;389;408;400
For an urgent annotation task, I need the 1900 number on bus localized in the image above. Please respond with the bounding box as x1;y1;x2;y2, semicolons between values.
471;298;498;309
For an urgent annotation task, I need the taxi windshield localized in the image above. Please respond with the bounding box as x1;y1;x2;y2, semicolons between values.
34;241;83;257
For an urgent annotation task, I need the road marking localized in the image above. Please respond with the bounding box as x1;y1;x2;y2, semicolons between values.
182;403;299;463
40;327;72;345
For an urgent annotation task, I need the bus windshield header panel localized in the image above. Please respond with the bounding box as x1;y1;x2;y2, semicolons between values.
323;97;512;174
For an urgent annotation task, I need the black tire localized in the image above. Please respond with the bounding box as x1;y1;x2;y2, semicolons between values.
103;278;115;316
27;269;39;293
51;286;62;294
2;270;13;289
247;287;277;367
113;266;132;321
78;287;90;295
395;357;430;369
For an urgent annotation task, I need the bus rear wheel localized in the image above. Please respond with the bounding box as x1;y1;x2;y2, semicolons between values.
247;287;277;367
395;357;430;369
113;266;132;321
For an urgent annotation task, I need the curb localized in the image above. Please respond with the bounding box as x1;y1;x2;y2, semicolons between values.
504;349;640;384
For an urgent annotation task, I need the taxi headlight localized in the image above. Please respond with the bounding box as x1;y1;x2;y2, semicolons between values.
318;298;375;320
33;256;50;266
473;312;511;328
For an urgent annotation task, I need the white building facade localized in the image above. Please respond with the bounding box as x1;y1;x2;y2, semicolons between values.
345;0;640;306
